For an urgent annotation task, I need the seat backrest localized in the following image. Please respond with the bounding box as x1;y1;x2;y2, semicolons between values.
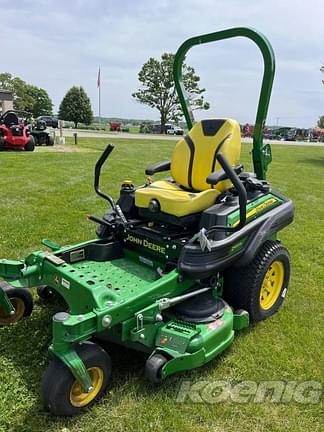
3;112;19;128
171;118;241;192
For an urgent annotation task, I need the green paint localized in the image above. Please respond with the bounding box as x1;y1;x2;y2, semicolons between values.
230;237;247;254
159;307;235;378
227;193;283;227
0;288;15;315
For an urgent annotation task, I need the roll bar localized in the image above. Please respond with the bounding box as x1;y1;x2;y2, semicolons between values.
173;27;275;180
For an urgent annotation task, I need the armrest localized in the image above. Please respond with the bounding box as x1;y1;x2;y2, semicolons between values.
206;169;227;185
145;160;171;176
206;164;244;185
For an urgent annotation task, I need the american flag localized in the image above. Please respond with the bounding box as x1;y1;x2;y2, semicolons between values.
97;67;101;88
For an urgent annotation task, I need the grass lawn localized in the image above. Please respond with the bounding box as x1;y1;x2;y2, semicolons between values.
0;137;323;432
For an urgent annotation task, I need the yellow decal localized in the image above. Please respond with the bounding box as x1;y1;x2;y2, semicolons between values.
126;234;166;254
233;198;277;227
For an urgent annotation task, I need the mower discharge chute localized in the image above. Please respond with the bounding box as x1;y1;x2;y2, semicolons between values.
0;27;294;416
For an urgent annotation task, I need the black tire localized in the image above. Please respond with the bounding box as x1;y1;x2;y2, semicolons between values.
46;135;54;146
37;285;56;301
25;136;35;151
223;241;290;322
0;286;33;325
42;341;112;416
0;137;5;151
145;353;168;384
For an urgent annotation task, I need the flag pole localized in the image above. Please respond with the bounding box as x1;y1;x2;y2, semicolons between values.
99;83;101;124
97;66;101;124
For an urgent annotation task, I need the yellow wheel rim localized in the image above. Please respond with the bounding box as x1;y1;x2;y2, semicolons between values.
70;367;104;408
0;298;25;325
260;261;284;310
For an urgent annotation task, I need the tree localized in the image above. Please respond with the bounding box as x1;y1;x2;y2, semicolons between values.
58;86;93;128
24;86;53;117
0;72;53;117
317;116;324;128
132;53;209;132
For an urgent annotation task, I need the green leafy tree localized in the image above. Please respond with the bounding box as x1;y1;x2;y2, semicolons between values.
317;116;324;128
132;53;209;132
0;72;53;117
24;86;53;117
58;86;93;128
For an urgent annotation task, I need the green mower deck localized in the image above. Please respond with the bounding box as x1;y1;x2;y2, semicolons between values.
0;241;246;393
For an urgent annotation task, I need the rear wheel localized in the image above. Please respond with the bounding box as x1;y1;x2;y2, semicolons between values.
42;341;112;416
25;136;35;151
223;240;290;321
46;135;54;146
0;287;33;325
0;137;5;151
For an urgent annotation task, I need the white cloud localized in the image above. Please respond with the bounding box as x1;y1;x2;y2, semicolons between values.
2;0;324;127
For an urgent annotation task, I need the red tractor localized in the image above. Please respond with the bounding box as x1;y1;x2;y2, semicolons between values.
0;110;35;151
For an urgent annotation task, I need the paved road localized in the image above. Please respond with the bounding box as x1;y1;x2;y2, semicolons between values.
61;129;179;141
60;129;324;147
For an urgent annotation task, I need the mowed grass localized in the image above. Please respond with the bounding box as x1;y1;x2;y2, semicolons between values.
0;138;323;432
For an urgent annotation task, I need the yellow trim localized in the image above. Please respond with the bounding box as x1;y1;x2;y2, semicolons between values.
232;198;278;228
259;260;284;310
0;298;25;325
70;367;104;408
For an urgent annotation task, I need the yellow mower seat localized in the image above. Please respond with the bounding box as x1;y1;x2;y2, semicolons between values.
135;119;241;218
136;180;219;218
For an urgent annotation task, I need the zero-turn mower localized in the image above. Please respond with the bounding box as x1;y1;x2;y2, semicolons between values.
0;110;35;151
0;27;294;416
29;118;54;146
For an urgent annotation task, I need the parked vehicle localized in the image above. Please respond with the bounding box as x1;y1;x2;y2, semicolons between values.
37;116;58;129
29;119;54;146
0;110;35;151
110;122;121;131
167;126;184;135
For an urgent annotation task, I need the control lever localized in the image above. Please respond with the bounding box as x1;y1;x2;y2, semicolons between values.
94;144;128;226
206;154;247;235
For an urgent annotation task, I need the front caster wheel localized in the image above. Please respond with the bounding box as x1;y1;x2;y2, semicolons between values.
145;353;168;384
42;341;112;416
0;287;33;325
37;285;56;301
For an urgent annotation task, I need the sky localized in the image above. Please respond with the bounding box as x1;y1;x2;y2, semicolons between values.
2;0;324;127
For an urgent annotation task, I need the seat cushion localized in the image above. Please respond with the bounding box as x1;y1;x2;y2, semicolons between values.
135;180;220;217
